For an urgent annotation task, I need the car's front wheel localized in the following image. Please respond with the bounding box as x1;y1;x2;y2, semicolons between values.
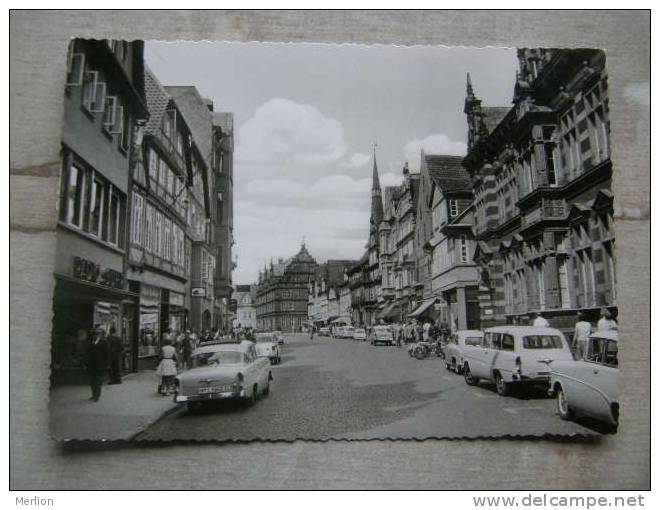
464;364;478;386
556;385;574;420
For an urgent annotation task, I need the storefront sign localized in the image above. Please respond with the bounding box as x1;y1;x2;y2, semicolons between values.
191;287;206;297
170;291;185;307
73;256;124;289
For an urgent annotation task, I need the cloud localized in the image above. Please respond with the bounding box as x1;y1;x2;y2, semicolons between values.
234;98;348;172
232;171;403;283
339;152;371;169
403;134;467;172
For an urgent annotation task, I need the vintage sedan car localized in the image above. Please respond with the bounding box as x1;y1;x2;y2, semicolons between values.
548;330;619;431
174;341;272;411
318;327;331;337
443;330;484;373
370;325;394;346
462;326;574;396
335;326;354;339
273;330;285;345
353;328;367;341
254;332;281;365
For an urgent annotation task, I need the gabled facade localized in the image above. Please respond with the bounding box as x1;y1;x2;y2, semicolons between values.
464;49;615;331
256;244;318;332
308;260;357;325
52;39;149;380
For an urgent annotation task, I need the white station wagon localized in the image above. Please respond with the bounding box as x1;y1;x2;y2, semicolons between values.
549;330;619;431
462;326;574;396
443;330;484;373
175;341;272;411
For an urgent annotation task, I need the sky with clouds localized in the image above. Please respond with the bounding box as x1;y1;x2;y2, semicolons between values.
145;42;518;284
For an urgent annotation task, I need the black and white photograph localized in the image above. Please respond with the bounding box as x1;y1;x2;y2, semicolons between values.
48;39;620;443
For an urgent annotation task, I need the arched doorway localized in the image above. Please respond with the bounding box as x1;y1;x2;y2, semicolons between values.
202;310;212;331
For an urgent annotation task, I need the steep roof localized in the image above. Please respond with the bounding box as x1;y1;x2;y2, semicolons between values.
425;155;472;193
314;260;356;287
144;66;172;136
482;106;511;134
165;85;214;167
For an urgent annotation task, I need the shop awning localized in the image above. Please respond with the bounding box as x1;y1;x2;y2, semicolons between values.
378;302;400;320
408;298;436;318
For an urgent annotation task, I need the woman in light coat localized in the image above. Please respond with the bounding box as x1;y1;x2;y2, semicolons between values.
156;339;178;395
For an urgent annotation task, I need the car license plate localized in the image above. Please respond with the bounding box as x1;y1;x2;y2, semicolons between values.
198;385;232;394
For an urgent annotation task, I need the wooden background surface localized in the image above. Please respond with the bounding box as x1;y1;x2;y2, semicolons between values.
9;10;650;489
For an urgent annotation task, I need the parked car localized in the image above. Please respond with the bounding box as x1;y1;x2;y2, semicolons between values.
254;332;281;365
335;326;354;339
461;326;574;396
548;330;619;431
273;330;285;345
444;330;484;373
370;325;394;346
353;328;367;341
318;327;331;337
174;340;272;411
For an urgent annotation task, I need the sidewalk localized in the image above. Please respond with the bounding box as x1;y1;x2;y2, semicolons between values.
49;369;178;441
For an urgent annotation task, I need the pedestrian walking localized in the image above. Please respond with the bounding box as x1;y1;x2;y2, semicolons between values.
156;339;178;395
106;326;123;385
423;320;431;342
86;326;109;402
182;331;194;370
532;312;550;327
309;325;315;341
597;308;618;331
573;313;592;360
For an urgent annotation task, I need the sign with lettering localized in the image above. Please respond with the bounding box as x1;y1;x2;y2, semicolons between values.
191;287;206;297
73;256;124;289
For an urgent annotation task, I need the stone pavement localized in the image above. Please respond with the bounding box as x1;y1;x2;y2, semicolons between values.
49;369;178;441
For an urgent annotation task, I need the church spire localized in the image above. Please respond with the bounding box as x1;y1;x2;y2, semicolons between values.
370;143;384;229
466;72;475;101
464;73;486;152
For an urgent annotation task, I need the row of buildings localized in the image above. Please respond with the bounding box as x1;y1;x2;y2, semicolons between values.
51;39;235;382
345;48;616;335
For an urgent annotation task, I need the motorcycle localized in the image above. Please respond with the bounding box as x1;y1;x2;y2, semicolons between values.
409;339;444;360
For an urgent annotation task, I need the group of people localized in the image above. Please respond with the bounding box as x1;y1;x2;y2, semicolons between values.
530;308;618;360
156;327;228;395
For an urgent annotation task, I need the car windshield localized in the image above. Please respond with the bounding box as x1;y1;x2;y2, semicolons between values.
464;336;482;346
355;329;365;333
191;350;243;367
522;335;563;349
255;335;274;343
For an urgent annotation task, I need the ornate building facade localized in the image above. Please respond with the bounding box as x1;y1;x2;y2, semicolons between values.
465;48;615;331
255;244;318;332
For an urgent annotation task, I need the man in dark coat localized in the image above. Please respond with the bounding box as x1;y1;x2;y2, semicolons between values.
107;326;123;384
87;326;109;402
182;331;194;370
